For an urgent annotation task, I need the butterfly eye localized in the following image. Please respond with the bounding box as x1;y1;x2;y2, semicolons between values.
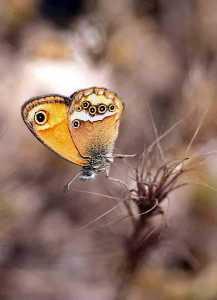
89;106;97;116
34;110;48;125
82;101;90;109
98;104;107;114
72;119;80;128
108;104;116;112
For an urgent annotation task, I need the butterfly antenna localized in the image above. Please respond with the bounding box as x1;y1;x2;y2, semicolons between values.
64;171;81;192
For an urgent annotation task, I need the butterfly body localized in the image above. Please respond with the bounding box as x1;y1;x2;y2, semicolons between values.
21;87;124;182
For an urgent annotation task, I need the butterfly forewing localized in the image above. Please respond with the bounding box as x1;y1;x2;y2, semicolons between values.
21;95;87;166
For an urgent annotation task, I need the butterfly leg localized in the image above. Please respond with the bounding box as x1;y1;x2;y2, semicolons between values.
106;170;129;192
113;153;137;159
105;169;136;226
64;171;81;192
105;165;111;177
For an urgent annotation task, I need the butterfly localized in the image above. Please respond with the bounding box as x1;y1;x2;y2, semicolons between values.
21;87;127;189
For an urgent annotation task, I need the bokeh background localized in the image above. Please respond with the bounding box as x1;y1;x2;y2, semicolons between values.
1;1;217;299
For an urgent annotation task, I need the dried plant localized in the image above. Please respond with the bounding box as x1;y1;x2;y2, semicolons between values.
113;150;188;299
112;106;214;300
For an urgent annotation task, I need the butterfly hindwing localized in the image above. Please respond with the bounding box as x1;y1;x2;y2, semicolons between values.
68;87;124;158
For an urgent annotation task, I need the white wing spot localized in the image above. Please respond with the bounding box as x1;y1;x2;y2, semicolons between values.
70;111;115;123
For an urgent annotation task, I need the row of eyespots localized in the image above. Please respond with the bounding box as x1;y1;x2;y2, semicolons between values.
33;104;116;127
75;101;115;115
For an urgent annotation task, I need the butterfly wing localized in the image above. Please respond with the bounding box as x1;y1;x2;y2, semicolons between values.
68;87;124;158
21;95;87;166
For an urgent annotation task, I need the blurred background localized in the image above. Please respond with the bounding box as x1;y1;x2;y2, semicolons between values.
1;0;217;299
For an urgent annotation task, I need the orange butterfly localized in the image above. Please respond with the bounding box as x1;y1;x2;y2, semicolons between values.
21;87;126;189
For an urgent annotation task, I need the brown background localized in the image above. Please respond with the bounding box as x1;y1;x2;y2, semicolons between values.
1;1;217;299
